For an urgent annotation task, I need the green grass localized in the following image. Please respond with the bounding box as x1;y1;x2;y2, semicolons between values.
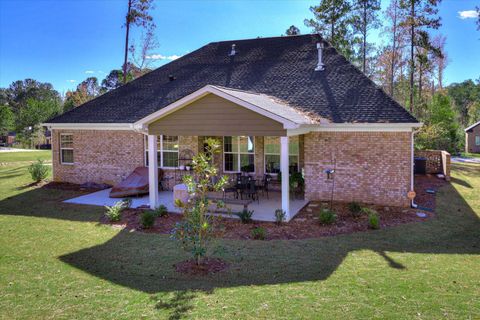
0;153;479;319
0;150;51;163
460;152;480;158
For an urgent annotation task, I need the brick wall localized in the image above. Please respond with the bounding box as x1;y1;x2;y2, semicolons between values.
303;131;412;207
52;129;145;185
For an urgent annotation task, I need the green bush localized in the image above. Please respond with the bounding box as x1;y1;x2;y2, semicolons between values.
348;202;362;217
104;201;124;222
236;209;254;224
361;207;376;216
318;208;337;225
251;227;266;240
152;204;168;217
368;211;380;230
141;211;155;228
28;159;49;182
274;209;286;225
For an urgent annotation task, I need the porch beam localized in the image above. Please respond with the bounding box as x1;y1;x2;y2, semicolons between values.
280;136;290;219
148;134;159;209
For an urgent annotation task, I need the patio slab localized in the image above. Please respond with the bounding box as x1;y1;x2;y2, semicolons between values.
64;189;308;222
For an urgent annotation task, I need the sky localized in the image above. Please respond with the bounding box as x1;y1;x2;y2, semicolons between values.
0;0;479;94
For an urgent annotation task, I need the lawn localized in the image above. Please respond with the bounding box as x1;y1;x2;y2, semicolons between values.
0;150;51;163
0;152;479;319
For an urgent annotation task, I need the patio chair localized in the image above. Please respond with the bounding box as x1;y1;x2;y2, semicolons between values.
223;177;239;199
256;174;272;199
241;179;259;204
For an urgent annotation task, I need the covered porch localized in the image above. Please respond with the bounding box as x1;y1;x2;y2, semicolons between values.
137;85;315;222
64;189;308;222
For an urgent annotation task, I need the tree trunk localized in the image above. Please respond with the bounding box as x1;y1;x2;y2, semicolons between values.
362;3;367;74
409;0;415;113
122;0;132;84
390;1;398;97
331;20;335;45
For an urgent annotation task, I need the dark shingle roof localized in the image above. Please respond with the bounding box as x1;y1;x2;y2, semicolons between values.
49;34;418;124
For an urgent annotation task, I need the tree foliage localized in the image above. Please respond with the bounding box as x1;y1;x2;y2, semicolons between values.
285;25;301;36
0;105;14;136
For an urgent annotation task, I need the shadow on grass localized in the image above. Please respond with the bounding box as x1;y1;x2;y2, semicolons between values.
1;171;480;297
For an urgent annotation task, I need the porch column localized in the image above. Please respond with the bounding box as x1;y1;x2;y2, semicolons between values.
280;136;290;219
148;134;159;209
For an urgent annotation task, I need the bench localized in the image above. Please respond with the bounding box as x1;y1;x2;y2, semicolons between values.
207;197;253;210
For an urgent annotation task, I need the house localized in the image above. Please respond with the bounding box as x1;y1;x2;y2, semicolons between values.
465;120;480;153
44;34;421;220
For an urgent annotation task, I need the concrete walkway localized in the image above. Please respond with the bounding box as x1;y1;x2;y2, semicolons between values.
64;189;308;222
451;157;480;164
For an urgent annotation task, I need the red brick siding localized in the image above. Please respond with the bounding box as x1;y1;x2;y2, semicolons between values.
303;131;412;207
52;129;145;185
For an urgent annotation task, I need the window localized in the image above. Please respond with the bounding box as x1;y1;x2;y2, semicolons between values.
224;136;255;173
60;134;73;164
476;135;480;146
145;135;179;168
264;136;299;174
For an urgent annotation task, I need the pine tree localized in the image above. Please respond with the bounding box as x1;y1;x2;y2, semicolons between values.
304;0;354;59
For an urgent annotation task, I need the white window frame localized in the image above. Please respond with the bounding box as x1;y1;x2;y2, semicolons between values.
264;136;300;175
144;135;179;169
476;135;480;146
59;133;74;165
223;136;256;173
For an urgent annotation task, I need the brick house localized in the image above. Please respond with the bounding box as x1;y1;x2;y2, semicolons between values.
45;34;421;220
465;120;480;154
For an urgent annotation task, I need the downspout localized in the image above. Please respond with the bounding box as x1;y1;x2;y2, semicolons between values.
411;128;418;208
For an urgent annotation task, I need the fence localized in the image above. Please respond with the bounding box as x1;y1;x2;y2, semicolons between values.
414;150;451;181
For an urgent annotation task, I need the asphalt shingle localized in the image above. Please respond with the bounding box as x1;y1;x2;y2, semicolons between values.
48;34;418;124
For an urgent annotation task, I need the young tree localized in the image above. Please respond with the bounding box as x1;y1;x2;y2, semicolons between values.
285;25;301;36
17;97;62;142
129;29;159;70
305;0;354;59
172;138;229;265
399;0;442;113
351;0;381;74
122;0;155;84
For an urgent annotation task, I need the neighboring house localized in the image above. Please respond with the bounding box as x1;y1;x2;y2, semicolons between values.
0;132;16;146
465;120;480;153
44;34;421;220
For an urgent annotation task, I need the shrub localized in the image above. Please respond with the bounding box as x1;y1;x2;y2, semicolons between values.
104;201;124;222
251;227;266;240
236;209;254;224
318;208;337;225
28;159;49;182
141;210;155;228
152;204;168;217
121;198;132;209
348;201;362;217
368;211;380;230
361;207;376;216
274;209;286;225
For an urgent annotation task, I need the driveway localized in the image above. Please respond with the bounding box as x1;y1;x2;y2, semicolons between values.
451;156;480;164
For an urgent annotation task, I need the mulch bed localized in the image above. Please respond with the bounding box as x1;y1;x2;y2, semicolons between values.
100;174;447;240
174;258;229;275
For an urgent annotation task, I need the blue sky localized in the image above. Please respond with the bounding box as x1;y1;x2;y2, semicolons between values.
0;0;479;94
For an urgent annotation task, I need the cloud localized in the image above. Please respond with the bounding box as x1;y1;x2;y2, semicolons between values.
458;10;479;19
145;54;182;61
66;79;76;83
85;70;95;74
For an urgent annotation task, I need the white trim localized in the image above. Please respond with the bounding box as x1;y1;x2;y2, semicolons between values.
286;122;422;135
59;133;74;165
43;123;134;130
222;136;256;174
465;120;480;132
133;85;301;130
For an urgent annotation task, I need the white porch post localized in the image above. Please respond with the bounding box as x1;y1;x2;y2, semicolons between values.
280;136;290;219
148;134;159;209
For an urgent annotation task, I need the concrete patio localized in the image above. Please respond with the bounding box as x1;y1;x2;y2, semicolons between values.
64;189;308;222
